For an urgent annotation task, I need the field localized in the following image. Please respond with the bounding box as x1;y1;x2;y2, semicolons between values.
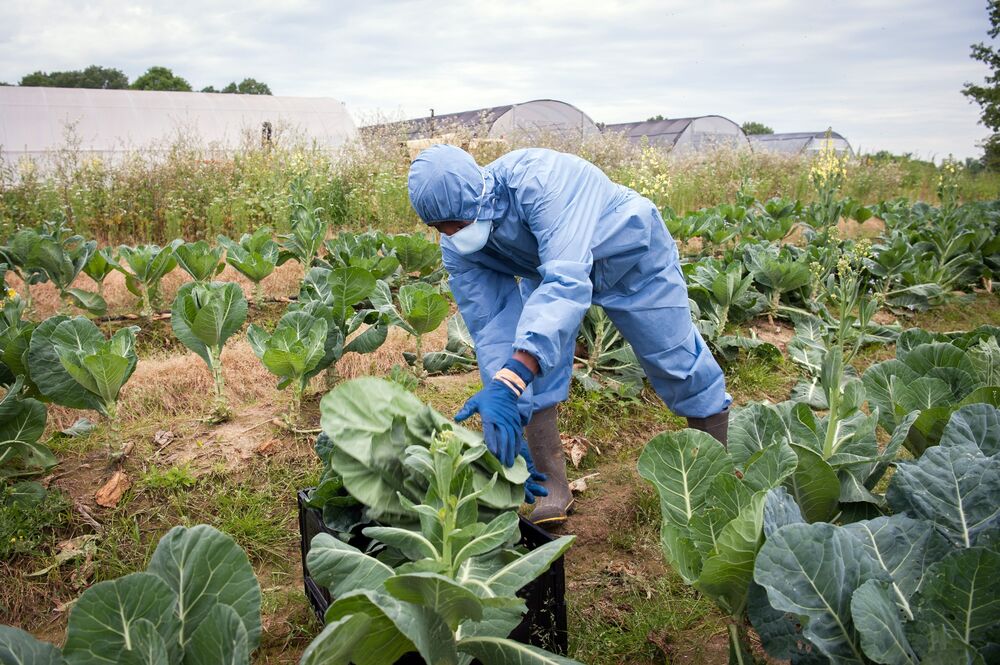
1;135;999;665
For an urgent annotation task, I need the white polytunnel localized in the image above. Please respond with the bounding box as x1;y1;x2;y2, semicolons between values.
0;86;358;167
374;99;602;141
604;116;751;153
749;131;854;156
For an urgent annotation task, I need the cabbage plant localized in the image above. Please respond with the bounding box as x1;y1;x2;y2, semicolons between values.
572;306;644;397
0;376;55;486
174;240;225;283
0;523;262;664
743;242;811;319
27;315;139;451
217;228;279;305
321;231;401;282
28;227;104;315
0;228;48;314
278;184;328;269
381;232;442;278
0;219;105;315
248;310;328;423
294;265;387;388
0;296;38;393
419;313;477;375
370;280;449;377
638;347;910;661
170;282;247;419
314;377;529;527
115;240;182;317
82;247;116;298
752;404;1000;665
743;197;801;242
686;259;766;341
863;325;1000;455
302;426;577;665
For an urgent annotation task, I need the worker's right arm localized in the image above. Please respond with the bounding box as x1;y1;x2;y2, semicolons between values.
441;245;524;394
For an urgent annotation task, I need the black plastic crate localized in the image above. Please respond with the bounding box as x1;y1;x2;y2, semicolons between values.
297;488;568;659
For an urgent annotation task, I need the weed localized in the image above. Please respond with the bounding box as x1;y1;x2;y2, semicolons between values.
724;353;796;403
91;499;160;582
569;572;722;665
413;373;480;420
911;292;1000;332
0;489;74;560
560;385;679;454
183;464;307;568
139;463;198;492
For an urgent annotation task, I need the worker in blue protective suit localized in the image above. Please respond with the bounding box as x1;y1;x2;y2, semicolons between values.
408;144;731;525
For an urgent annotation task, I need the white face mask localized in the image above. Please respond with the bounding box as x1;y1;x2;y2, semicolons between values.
449;172;491;255
450;219;492;255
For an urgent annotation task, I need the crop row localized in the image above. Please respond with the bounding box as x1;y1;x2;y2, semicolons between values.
1;177;998;662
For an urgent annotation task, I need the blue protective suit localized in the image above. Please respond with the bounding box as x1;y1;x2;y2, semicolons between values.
408;145;731;419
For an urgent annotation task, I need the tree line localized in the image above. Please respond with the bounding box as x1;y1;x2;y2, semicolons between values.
2;64;271;95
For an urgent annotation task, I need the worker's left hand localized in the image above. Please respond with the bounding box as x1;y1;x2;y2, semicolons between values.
518;436;548;504
455;358;534;466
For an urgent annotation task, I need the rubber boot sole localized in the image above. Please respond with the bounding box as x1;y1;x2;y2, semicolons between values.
529;497;576;526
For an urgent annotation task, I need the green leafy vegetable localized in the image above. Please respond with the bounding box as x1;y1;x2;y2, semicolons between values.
174;241;225;283
863;325;1000;455
0;377;55;480
304;428;577;664
278;183;328;269
248;310;328;423
217;228;279;306
371;280;449;377
115;241;183;317
316;377;529;525
82;247;116;298
572;306;644;397
2;524;262;665
27;316;138;449
751;406;1000;664
294;265;385;388
170;282;247;418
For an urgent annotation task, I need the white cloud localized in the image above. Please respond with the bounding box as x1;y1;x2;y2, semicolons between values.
0;0;993;159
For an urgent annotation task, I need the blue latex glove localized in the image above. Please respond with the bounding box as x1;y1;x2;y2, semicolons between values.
455;358;534;467
518;436;548;504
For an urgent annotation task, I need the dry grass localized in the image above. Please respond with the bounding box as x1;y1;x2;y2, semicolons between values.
42;312;454;431
121;341;276;420
16;262;305;320
44;340;278;431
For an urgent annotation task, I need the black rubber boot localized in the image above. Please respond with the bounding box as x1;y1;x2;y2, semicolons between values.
687;407;730;447
524;405;574;526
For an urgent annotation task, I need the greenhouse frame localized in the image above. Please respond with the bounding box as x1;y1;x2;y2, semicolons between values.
749;131;854;156
604;116;751;153
379;99;602;141
0;86;357;167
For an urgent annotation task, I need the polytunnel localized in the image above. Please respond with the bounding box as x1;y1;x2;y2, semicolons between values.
380;99;602;141
604;116;751;153
749;131;854;156
0;86;358;167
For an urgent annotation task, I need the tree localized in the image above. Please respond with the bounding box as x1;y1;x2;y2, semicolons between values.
741;121;774;135
216;78;272;95
200;85;218;93
646;114;665;122
19;65;129;89
130;66;192;92
238;78;271;94
963;0;1000;169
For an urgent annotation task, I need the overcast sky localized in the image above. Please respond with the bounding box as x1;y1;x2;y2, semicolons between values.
1;1;994;160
